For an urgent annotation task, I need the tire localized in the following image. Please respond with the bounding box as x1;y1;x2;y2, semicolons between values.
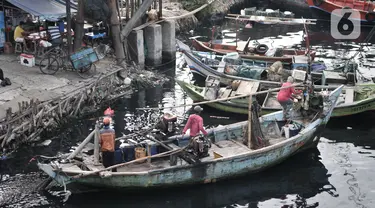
366;12;375;22
255;44;269;54
313;0;324;6
77;63;97;79
39;56;59;75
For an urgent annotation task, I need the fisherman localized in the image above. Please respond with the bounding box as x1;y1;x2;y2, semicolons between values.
99;117;117;172
277;76;302;120
182;106;208;150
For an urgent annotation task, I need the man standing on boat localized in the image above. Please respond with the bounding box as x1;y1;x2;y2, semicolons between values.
277;76;302;120
100;117;117;172
182;106;208;149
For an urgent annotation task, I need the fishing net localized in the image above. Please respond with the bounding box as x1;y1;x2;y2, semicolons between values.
242;101;269;149
236;65;266;80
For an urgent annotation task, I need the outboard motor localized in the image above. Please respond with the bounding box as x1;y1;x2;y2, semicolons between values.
192;134;211;158
155;113;177;136
309;93;324;111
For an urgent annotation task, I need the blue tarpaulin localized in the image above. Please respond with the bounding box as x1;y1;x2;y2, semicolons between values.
6;0;77;21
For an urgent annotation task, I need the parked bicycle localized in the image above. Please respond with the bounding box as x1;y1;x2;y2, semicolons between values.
39;44;97;79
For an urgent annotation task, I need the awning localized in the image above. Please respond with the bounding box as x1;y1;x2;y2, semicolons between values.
53;0;78;11
6;0;77;21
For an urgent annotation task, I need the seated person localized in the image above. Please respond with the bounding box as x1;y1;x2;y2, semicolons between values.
47;24;62;47
14;21;30;43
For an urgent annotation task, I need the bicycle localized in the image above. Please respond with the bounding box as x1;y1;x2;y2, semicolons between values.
39;44;97;79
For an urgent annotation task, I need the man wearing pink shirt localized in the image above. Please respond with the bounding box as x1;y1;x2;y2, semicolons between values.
182;105;208;139
277;76;302;120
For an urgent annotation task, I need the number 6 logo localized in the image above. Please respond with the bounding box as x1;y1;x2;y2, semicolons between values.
331;9;361;40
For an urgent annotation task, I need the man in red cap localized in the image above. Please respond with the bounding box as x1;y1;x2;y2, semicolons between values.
182;105;208;152
100;117;116;172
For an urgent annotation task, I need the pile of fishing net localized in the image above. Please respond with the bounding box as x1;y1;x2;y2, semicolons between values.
242;101;269;149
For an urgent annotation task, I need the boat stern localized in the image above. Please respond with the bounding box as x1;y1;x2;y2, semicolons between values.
37;162;72;186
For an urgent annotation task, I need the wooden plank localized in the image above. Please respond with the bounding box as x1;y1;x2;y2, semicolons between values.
168;143;180;150
235;81;256;95
217;61;226;73
86;164;105;171
345;89;355;104
60;164;82;172
220;88;232;99
251;82;260;93
225;14;317;25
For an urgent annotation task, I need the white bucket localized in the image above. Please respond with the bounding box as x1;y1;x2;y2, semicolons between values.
283;126;290;139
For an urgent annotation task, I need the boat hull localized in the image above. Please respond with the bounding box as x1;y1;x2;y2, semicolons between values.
177;80;375;118
191;38;316;62
306;0;375;24
38;86;342;189
183;50;272;86
38;117;325;188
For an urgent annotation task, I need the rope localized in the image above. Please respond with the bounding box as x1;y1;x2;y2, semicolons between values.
136;83;303;110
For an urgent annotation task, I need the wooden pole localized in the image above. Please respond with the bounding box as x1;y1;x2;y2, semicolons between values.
247;95;252;149
131;0;134;17
147;144;151;164
67;129;96;160
66;0;72;55
136;83;302;111
126;0;129;20
73;0;85;51
108;0;126;64
158;0;162;18
94;125;100;164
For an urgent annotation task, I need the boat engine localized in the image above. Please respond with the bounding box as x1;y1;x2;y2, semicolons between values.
309;93;324;111
155;112;178;136
191;135;211;158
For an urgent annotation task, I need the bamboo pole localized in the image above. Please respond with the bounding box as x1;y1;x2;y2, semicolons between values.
94;125;100;164
248;95;252;149
67;129;96;160
73;147;184;179
136;83;302;110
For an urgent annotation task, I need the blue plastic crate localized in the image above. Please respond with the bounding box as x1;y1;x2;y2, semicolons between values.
70;47;99;70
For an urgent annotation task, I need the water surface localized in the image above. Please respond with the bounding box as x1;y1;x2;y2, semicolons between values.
2;19;375;208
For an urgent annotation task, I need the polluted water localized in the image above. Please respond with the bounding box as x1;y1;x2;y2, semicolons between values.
2;19;375;208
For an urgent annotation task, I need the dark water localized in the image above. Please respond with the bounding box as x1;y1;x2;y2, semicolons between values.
3;18;375;208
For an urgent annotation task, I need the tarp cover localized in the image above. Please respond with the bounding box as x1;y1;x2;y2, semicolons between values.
6;0;77;21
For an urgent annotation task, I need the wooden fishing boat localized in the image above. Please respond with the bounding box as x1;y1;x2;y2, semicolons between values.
191;37;316;63
182;49;326;86
307;0;375;24
37;85;342;189
177;76;375;117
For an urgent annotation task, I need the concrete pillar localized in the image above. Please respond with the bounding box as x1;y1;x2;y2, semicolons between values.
128;29;145;69
161;20;176;60
144;24;162;66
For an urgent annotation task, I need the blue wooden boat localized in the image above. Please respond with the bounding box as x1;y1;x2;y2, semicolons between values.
37;85;342;189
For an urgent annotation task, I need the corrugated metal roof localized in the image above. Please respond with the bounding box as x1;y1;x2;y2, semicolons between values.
6;0;77;21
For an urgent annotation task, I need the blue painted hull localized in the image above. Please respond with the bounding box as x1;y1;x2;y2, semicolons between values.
38;86;343;189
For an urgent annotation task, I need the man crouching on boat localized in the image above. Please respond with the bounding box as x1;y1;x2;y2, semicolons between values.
100;117;117;172
182;106;208;152
277;76;302;120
